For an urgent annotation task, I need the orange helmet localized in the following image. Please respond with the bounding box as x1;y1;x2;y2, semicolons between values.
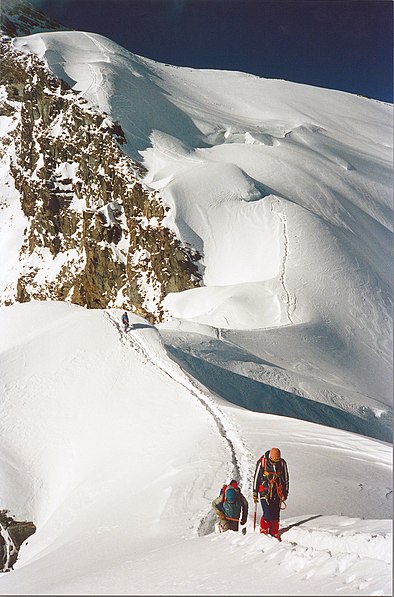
269;447;281;462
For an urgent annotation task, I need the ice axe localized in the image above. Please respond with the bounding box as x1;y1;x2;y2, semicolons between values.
253;500;257;532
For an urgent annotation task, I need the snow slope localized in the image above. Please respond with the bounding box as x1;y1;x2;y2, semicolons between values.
1;26;392;595
0;302;392;595
11;31;393;442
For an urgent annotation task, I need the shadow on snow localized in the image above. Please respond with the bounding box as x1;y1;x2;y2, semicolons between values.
165;345;392;443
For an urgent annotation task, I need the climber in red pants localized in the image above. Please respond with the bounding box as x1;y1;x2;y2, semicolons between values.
253;447;289;540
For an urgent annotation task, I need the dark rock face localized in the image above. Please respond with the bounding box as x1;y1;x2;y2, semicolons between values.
0;0;66;37
0;510;36;572
0;37;202;322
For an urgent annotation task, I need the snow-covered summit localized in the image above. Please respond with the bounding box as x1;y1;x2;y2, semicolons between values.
7;29;392;439
0;11;392;594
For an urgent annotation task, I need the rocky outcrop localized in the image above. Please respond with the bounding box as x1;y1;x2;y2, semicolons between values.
0;0;66;37
0;37;202;322
0;510;36;572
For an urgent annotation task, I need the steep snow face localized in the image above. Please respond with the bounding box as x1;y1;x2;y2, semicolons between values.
12;29;393;430
0;302;392;595
13;31;392;280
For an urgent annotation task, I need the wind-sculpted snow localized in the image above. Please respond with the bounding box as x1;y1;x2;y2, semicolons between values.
164;343;392;442
160;320;393;443
10;29;393;423
13;31;205;160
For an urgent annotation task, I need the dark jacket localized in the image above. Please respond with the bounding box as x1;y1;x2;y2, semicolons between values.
253;451;289;503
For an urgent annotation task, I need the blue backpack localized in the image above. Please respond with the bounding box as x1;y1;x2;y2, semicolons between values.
221;485;241;520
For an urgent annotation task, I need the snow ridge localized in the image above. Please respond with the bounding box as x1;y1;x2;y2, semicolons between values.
104;310;252;532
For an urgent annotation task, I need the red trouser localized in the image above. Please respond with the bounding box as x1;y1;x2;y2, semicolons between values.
260;517;280;538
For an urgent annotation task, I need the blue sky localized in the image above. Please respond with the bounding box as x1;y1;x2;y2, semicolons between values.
34;0;393;102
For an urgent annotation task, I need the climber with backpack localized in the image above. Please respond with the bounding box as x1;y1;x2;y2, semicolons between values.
212;479;249;532
252;447;289;540
121;311;129;331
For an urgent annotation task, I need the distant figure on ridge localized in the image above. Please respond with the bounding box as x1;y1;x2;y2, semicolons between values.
253;447;289;540
121;311;129;331
212;479;249;533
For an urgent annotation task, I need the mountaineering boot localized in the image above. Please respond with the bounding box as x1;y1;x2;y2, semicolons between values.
269;519;281;541
259;517;270;534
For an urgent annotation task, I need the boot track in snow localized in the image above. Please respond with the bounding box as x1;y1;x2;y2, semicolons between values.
104;311;252;536
103;311;393;573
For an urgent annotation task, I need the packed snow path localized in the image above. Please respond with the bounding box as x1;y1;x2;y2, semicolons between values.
102;310;392;595
105;310;252;535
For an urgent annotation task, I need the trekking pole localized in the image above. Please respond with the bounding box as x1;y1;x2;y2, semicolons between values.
253;500;257;532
